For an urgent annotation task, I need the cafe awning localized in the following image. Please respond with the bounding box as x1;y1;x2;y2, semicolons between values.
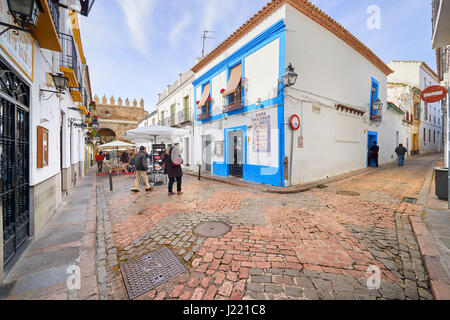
198;83;210;108
222;64;242;96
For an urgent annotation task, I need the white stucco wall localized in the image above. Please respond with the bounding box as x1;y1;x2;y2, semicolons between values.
192;10;283;179
28;47;84;187
244;38;280;105
284;4;391;185
156;74;195;167
196;5;286;77
419;67;442;154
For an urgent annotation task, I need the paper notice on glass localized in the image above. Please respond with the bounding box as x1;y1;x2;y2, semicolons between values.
252;112;271;153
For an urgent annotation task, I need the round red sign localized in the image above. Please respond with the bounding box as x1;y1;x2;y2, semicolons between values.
421;85;448;103
290;115;300;131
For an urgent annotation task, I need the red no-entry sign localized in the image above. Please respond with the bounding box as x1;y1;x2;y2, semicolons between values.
421;85;448;103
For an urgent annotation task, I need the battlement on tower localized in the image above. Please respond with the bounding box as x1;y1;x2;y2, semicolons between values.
94;94;145;109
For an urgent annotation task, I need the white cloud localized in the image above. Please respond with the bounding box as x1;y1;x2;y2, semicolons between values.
116;0;157;54
169;12;192;45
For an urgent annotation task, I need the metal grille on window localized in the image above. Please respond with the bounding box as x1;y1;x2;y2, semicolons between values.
0;60;30;266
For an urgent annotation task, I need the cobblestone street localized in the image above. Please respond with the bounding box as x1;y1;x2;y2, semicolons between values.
93;153;441;300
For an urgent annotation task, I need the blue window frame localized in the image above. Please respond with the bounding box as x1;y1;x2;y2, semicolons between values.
370;78;379;118
224;62;244;110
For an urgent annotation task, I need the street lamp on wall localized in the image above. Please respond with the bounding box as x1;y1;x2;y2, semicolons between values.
40;73;68;99
52;73;69;92
91;117;99;130
372;98;383;111
281;63;298;88
0;0;43;36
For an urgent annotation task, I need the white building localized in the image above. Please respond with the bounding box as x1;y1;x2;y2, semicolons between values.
387;83;419;156
139;110;159;127
0;0;93;279
155;70;195;169
190;0;396;187
432;0;450;167
388;61;443;155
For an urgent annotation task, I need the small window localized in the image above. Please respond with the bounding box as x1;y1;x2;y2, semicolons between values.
37;126;49;168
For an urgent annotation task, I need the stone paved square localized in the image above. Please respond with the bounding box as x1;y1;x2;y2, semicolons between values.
93;154;439;300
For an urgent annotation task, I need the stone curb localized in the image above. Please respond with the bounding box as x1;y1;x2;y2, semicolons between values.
409;159;450;300
77;172;100;300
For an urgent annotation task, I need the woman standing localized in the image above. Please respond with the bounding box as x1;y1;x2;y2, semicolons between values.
167;144;183;195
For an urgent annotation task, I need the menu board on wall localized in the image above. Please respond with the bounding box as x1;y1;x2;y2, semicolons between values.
252;111;271;153
0;0;34;81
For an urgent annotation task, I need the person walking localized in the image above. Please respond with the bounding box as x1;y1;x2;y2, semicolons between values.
96;151;105;173
368;142;379;167
395;144;408;167
120;150;130;164
167;144;183;195
131;146;153;193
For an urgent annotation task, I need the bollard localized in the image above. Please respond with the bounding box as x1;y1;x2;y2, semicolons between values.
109;170;113;191
198;165;201;180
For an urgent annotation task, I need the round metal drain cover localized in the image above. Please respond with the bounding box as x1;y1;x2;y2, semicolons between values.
336;191;360;196
194;222;231;238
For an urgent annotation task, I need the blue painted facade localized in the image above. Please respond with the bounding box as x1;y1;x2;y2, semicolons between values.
193;20;286;187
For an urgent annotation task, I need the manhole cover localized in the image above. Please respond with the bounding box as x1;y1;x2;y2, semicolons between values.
120;247;188;299
336;191;360;196
194;221;231;238
403;197;417;204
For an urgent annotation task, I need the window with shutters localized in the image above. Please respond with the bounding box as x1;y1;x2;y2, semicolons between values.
37;126;49;168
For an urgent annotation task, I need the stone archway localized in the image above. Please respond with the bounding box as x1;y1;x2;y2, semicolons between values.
97;128;116;145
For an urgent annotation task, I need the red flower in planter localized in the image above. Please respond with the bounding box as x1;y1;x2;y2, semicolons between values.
220;88;225;94
196;100;200;105
207;97;212;101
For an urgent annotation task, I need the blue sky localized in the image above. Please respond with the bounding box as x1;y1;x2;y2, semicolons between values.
79;0;437;112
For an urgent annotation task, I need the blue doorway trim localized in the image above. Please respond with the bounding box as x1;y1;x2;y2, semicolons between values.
213;125;247;177
367;131;378;167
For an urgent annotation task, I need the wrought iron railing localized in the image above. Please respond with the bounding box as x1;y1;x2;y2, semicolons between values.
81;87;88;106
197;101;211;121
177;109;191;124
59;32;79;87
223;85;243;113
48;0;61;34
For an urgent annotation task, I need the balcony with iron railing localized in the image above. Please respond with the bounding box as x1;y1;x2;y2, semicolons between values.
222;84;243;113
197;101;211;121
59;32;80;88
81;87;88;106
177;109;191;125
48;0;60;34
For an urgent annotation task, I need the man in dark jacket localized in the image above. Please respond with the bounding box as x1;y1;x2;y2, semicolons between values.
368;142;379;167
131;146;153;192
395;144;407;166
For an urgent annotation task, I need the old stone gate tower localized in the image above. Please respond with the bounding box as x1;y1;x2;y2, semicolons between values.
93;94;149;144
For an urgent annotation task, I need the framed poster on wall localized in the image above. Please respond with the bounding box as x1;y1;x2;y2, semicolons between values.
215;141;224;157
252;111;271;153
